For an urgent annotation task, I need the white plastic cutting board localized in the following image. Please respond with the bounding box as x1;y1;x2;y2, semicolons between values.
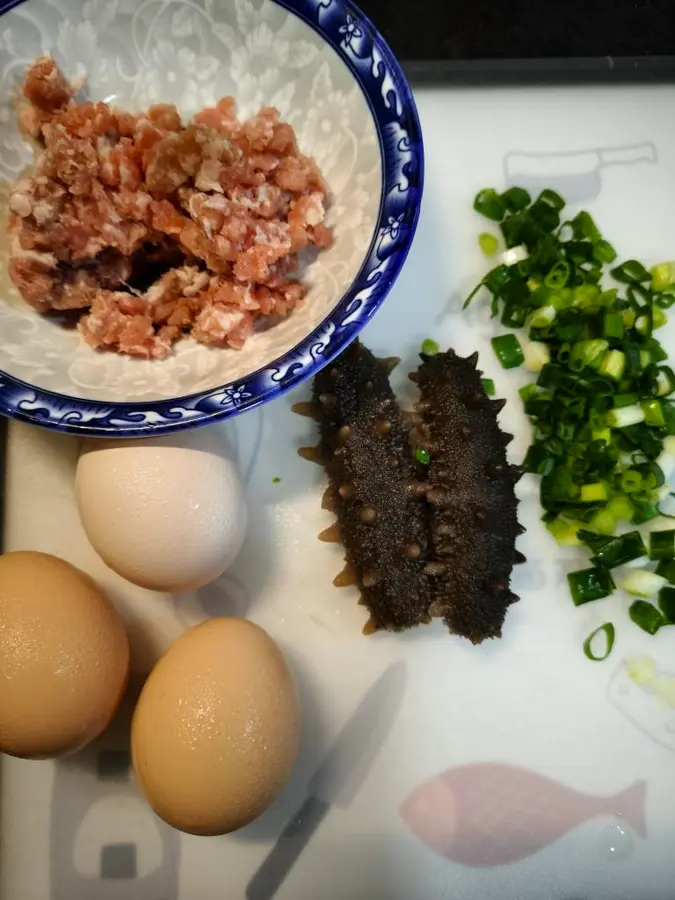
2;83;675;900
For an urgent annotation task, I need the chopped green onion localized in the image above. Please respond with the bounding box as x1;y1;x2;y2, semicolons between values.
464;186;675;626
613;393;640;408
568;567;615;605
537;188;565;212
579;482;609;503
630;498;660;525
594;240;617;264
653;307;667;330
415;447;431;465
606;493;634;522
474;188;506;221
651;261;675;292
546;517;586;546
591;530;647;568
603;311;624;341
481;378;496;396
530;304;557;328
272;476;281;484
502;186;531;211
572;284;601;309
570;339;608;372
544;260;570;289
655;292;675;309
421;338;440;356
655;367;675;397
634;310;653;339
479;232;499;256
583;623;616;661
655;559;675;583
524;443;556;476
592;426;612;444
491;334;524;369
577;530;613;554
642;399;665;428
598;349;626;381
619;464;638;489
629;600;664;635
612;260;651;284
619;569;668;599
497;245;529;267
658;586;675;623
648;530;675;561
524;342;550;373
501;303;528;328
571;210;601;242
606;405;645;428
646;338;668;362
462;280;484;310
588;509;617;535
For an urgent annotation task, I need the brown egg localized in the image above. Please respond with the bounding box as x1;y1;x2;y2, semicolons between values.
131;617;299;836
0;551;130;758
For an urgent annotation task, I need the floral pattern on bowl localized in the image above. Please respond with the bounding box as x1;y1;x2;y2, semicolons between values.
0;0;423;436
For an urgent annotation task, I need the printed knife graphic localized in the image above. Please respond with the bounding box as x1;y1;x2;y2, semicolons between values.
246;659;407;900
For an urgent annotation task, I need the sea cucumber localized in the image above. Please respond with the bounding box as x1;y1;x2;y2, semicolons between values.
300;340;432;632
299;340;524;642
412;348;524;642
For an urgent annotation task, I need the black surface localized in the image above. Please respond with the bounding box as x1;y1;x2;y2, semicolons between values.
356;0;675;82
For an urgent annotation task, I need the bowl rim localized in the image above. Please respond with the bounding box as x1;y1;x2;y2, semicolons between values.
0;0;424;437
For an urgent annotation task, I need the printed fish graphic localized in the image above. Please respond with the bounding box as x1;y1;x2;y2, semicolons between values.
400;763;646;868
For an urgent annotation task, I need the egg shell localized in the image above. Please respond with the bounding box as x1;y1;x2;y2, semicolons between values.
131;617;299;836
0;551;130;758
75;430;248;593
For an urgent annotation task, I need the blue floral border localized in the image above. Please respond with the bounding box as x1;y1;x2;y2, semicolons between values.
0;0;424;437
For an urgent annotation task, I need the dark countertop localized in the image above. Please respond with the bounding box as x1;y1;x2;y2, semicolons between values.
356;0;675;82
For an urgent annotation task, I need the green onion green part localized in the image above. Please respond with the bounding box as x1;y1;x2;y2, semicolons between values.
567;567;615;605
473;188;506;221
656;559;675;584
648;530;675;561
415;447;431;465
479;232;499;256
651;261;675;292
657;586;675;623
502;186;531;211
421;338;440;356
589;509;617;535
629;600;664;635
481;378;496;396
583;623;616;661
612;260;651;284
547;517;585;546
491;333;524;369
588;530;647;568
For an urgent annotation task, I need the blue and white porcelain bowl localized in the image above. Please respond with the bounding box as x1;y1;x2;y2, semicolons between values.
0;0;423;437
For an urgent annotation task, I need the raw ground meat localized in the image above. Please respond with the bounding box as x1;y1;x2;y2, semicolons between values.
8;57;333;359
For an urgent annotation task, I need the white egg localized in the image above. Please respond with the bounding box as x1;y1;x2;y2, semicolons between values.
75;429;247;592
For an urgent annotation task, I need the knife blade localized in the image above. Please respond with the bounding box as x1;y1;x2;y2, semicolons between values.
246;659;406;900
